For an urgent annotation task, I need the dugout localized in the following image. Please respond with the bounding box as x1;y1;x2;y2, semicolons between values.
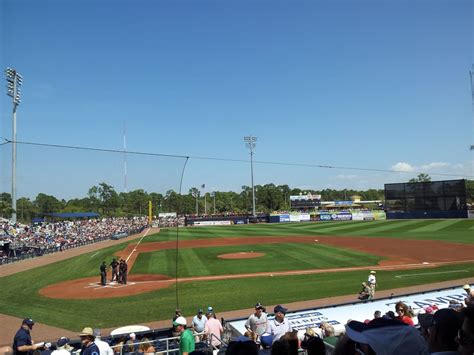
384;179;468;219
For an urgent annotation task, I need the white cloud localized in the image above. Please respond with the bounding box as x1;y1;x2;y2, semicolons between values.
391;162;415;172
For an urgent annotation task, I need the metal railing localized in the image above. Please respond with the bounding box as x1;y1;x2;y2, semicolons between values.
109;330;223;355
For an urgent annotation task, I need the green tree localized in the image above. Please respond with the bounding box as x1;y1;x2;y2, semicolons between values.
34;193;63;215
409;173;431;183
0;193;13;219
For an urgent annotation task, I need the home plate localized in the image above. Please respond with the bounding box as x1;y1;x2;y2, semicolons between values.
423;262;429;265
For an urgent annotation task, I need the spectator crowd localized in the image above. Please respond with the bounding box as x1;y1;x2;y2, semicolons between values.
0;217;148;264
5;284;474;355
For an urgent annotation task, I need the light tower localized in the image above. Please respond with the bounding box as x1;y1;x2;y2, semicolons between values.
470;66;473;150
5;67;23;223
244;135;257;217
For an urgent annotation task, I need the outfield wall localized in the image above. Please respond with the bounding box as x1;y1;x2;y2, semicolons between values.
269;211;386;223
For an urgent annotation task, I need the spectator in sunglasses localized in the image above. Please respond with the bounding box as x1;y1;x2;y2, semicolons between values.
395;302;414;326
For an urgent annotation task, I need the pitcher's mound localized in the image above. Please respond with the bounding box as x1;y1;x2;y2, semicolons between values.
218;252;265;259
39;274;174;300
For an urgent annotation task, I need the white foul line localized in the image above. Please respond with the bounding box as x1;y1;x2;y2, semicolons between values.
395;270;469;278
126;227;150;263
90;252;100;258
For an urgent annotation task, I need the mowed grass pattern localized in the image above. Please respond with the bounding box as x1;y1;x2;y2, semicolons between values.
0;219;473;331
131;243;381;277
145;219;474;244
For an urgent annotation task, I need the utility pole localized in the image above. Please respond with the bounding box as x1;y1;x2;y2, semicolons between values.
244;136;257;217
212;192;216;214
5;67;23;223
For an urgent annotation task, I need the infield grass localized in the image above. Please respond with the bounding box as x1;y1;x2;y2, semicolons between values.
131;243;381;277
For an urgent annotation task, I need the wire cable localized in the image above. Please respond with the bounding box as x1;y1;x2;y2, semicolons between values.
175;156;189;310
2;138;472;178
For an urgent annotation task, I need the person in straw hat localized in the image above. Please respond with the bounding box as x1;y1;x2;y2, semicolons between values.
78;327;100;355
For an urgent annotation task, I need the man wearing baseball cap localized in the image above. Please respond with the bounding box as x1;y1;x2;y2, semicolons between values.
173;316;195;355
12;318;40;355
266;305;292;344
192;309;207;342
245;302;268;343
78;327;99;355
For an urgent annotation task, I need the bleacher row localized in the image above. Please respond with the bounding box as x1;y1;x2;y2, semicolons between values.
0;217;149;265
6;298;474;355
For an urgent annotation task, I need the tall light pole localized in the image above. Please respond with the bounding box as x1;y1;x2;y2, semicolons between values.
5;67;22;223
470;66;473;150
192;191;199;215
244;136;257;217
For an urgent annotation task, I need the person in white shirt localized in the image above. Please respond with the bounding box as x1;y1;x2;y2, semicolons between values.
266;305;292;344
192;309;207;341
51;337;72;355
368;270;377;299
245;302;268;343
93;329;114;355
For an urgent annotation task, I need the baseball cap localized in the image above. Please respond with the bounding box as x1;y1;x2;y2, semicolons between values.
173;316;187;326
79;327;95;337
56;337;70;348
197;308;203;313
370;270;376;274
255;302;264;310
418;308;462;338
346;317;428;355
463;284;471;290
22;318;34;327
207;306;213;312
274;305;288;314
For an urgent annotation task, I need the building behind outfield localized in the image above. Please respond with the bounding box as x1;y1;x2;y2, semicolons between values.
384;179;468;219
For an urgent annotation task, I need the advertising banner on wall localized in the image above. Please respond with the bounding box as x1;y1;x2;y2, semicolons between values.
351;212;364;221
331;212;352;221
279;214;290;222
289;213;300;222
158;212;177;218
228;287;465;339
362;211;375;220
320;213;331;221
193;220;232;226
300;213;311;221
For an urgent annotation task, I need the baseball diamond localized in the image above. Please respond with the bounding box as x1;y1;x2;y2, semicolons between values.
0;219;473;342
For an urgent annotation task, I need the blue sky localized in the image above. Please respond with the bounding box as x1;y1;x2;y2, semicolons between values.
0;0;473;199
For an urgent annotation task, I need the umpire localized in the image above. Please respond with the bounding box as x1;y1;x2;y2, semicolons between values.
99;261;107;286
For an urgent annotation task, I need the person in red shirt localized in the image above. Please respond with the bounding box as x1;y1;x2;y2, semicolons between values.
395;301;414;325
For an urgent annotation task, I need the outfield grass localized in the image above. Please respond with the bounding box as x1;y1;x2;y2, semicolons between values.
144;219;474;244
0;219;472;331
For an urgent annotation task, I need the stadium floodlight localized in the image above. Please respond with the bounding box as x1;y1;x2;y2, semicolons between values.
4;67;23;223
244;135;257;217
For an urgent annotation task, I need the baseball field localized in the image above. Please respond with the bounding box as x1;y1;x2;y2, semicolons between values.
0;219;473;332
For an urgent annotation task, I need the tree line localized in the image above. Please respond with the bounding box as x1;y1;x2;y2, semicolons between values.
1;175;472;223
0;182;385;223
